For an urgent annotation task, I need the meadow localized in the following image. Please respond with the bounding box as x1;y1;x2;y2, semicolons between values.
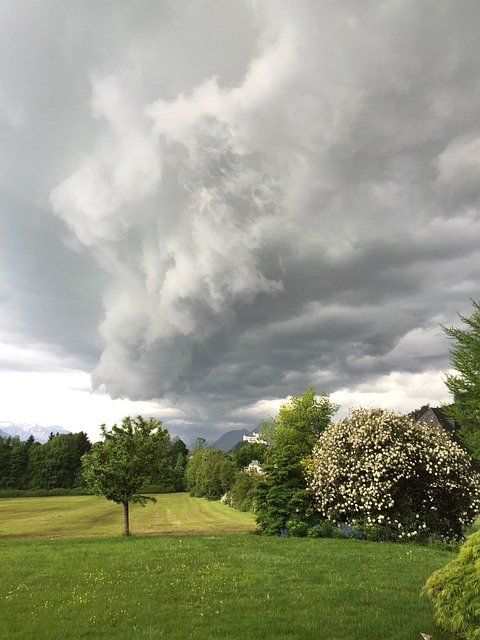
0;494;459;640
0;493;255;538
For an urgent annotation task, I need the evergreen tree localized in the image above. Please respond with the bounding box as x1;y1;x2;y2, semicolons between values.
443;300;480;459
0;437;11;489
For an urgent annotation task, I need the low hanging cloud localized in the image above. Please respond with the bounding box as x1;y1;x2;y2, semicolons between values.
3;1;480;438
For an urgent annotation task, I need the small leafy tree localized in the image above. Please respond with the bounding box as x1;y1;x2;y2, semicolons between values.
82;416;170;536
255;388;339;535
443;300;480;459
308;407;480;541
423;529;480;639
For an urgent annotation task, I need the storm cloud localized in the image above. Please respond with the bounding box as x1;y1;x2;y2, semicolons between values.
2;0;480;441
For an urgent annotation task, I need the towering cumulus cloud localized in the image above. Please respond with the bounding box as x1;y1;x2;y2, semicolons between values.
45;1;480;429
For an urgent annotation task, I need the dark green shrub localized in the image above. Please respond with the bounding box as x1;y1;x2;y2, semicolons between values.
286;518;309;537
307;520;337;538
140;483;176;494
423;530;480;639
226;472;259;512
363;523;397;542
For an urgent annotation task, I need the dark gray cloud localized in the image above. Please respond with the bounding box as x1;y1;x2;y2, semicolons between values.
2;0;480;440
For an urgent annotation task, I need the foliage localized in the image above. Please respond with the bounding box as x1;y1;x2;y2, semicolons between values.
29;433;89;489
0;430;187;496
443;299;480;459
0;487;87;498
169;436;189;491
0;432;91;490
231;441;267;468
82;416;171;535
145;435;189;493
307;519;366;540
423;530;480;639
185;447;236;500
255;388;339;535
308;407;480;542
259;387;339;448
224;471;260;512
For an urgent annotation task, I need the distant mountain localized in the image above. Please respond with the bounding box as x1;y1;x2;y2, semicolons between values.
0;422;71;444
214;429;253;452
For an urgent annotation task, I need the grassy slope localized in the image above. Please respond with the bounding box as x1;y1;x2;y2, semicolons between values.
0;493;256;538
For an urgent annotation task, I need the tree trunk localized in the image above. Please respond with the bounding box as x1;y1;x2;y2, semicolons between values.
123;501;130;536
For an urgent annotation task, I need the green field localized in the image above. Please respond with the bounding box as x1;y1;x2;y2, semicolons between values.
0;493;256;538
0;494;457;640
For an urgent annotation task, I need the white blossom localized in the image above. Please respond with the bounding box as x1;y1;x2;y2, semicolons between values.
307;407;480;542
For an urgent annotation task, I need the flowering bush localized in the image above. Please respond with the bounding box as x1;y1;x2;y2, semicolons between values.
307;408;480;542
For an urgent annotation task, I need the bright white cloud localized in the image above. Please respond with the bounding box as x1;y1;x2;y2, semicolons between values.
332;369;450;419
0;368;170;441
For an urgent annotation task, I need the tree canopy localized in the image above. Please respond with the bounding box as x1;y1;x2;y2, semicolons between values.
82;416;171;535
443;299;480;459
255;388;339;535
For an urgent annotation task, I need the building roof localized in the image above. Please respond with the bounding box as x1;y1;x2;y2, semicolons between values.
417;407;479;468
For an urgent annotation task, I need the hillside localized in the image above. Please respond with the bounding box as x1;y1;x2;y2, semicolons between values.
213;428;253;451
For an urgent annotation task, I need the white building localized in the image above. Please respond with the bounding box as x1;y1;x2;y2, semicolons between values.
244;460;264;475
242;432;267;445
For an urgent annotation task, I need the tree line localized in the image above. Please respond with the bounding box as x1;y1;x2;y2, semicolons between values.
0;428;188;495
0;432;91;491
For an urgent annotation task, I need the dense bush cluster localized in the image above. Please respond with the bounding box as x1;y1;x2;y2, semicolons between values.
185;447;237;500
307;408;480;542
423;530;480;639
185;441;267;504
223;472;260;512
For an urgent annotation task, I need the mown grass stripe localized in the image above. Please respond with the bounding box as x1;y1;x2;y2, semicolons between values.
0;493;256;538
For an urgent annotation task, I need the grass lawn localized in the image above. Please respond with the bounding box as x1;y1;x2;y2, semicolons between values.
0;494;461;640
0;534;455;640
0;493;256;538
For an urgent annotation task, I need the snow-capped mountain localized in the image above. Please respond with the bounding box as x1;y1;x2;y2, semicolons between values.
0;422;71;444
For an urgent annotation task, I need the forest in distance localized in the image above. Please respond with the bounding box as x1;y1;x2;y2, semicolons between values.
0;429;188;494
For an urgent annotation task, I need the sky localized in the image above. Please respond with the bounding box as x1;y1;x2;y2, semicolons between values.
1;0;479;444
